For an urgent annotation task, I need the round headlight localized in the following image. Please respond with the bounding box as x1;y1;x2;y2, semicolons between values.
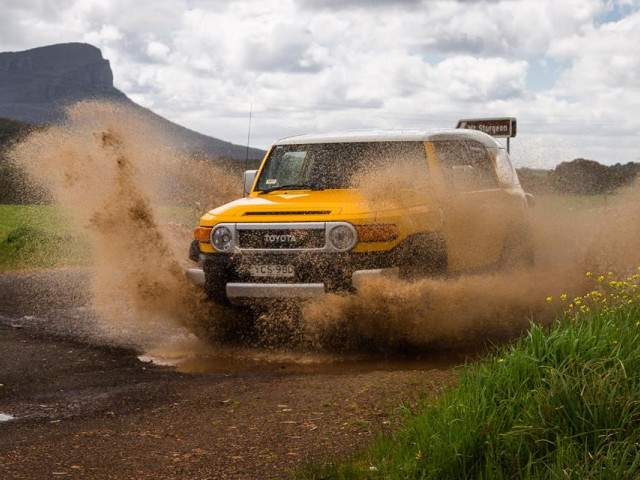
328;225;356;251
212;226;233;251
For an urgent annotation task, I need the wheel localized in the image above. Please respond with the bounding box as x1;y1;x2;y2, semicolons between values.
395;232;448;279
500;222;535;268
204;270;230;306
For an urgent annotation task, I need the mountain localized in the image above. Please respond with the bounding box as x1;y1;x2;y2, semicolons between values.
0;116;32;146
0;43;265;161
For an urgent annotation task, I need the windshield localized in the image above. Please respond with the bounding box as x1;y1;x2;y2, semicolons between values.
255;141;428;192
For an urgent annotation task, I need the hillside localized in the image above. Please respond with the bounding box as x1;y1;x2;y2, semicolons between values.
0;43;265;160
0;117;32;146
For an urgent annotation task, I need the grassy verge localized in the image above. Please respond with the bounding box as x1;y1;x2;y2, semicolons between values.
304;271;640;479
0;204;197;272
0;204;89;271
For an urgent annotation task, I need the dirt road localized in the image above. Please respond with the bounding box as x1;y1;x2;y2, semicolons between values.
0;270;459;479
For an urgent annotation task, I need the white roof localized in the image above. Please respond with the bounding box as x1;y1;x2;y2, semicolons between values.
273;128;503;149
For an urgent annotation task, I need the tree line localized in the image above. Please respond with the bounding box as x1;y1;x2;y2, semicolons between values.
518;159;640;195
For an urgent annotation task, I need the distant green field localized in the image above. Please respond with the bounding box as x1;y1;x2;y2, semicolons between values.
534;193;613;210
0;204;88;271
0;204;197;272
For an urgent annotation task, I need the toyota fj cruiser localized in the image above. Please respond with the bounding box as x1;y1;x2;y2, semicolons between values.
187;122;533;305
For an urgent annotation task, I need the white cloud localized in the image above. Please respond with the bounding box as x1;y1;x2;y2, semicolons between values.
84;24;123;44
0;0;639;166
146;41;171;62
431;56;528;101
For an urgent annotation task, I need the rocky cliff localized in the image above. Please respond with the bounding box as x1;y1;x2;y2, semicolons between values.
0;43;264;160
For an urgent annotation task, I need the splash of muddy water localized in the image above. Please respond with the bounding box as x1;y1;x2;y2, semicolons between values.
10;101;239;348
300;155;640;351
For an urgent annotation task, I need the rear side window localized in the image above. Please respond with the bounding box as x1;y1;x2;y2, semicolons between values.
433;140;497;191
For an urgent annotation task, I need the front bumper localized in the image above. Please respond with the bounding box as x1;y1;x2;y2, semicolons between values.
186;266;398;300
226;282;326;299
186;268;205;285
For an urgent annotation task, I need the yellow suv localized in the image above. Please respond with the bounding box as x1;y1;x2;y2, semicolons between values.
188;127;532;305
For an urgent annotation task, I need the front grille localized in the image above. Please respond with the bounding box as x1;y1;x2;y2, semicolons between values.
237;229;326;249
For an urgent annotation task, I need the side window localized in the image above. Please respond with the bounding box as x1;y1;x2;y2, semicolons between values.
434;140;497;191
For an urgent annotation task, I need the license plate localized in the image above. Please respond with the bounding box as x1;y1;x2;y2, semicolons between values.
249;264;295;278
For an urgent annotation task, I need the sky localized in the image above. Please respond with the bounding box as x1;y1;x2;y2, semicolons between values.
1;0;639;168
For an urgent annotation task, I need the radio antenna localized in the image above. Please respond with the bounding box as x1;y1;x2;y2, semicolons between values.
244;103;252;171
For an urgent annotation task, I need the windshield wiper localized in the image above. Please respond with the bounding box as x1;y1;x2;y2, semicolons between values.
258;184;321;195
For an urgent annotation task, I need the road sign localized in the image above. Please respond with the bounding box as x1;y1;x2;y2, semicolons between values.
456;117;517;138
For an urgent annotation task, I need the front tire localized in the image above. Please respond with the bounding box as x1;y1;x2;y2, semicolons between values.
395;232;448;279
500;222;535;268
203;269;230;305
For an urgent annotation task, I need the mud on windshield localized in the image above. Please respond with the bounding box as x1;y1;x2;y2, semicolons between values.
255;141;428;191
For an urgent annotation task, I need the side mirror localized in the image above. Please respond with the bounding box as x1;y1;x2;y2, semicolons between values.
243;170;258;197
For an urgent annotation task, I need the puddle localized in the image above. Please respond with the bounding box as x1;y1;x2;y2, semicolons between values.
175;352;468;374
137;354;180;367
138;344;475;375
135;331;480;375
0;413;15;422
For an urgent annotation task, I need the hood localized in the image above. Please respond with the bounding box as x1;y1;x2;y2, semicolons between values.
200;189;372;224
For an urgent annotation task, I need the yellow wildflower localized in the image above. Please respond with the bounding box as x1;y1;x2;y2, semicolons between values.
546;297;553;303
560;294;567;301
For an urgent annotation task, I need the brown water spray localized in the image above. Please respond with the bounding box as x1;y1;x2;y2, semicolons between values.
300;156;640;351
9;101;238;346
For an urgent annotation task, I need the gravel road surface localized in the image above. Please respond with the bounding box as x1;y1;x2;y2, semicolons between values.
0;270;459;479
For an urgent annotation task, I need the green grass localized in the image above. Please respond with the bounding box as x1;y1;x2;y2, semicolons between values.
303;276;640;479
0;204;197;272
534;193;613;210
158;205;202;228
0;204;88;271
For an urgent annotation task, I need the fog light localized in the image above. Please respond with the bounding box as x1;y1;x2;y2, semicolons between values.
212;226;233;251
